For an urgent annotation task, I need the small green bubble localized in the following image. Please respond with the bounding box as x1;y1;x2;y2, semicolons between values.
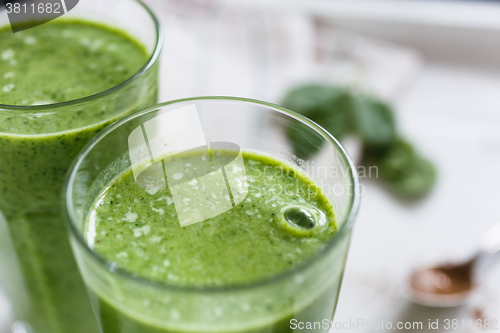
283;207;315;230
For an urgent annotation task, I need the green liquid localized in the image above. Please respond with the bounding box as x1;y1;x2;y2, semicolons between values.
0;21;156;333
0;21;146;106
85;151;344;332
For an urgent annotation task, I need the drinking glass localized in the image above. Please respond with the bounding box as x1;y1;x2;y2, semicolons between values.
0;1;162;332
65;97;360;333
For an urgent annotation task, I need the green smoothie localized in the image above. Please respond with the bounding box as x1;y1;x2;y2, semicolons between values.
84;150;341;332
0;21;146;106
0;20;158;333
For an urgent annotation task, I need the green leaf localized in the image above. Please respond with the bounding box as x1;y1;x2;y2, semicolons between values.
352;96;396;148
314;107;350;141
377;139;437;198
283;85;354;155
287;124;324;157
283;84;437;198
282;84;341;117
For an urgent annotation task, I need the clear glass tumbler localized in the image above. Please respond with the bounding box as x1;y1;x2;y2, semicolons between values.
65;97;360;333
0;1;162;333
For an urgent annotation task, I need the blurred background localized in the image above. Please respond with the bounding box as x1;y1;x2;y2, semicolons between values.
2;0;500;331
142;0;500;331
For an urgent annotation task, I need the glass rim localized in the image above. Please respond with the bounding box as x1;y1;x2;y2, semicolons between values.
0;0;163;111
63;96;361;294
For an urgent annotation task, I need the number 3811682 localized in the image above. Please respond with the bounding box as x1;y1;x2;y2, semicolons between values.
444;319;499;330
6;2;62;14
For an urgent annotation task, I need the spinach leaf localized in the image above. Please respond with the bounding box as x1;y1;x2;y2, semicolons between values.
351;96;396;148
282;84;342;117
283;85;353;154
282;83;436;198
375;139;437;198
